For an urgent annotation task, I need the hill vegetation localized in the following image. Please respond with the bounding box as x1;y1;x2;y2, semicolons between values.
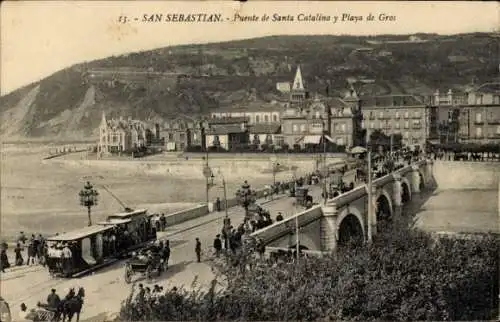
1;33;498;140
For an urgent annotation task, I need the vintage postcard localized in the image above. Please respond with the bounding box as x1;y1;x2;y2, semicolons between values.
1;1;499;321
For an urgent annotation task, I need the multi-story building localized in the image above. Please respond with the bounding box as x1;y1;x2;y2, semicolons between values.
427;83;500;144
204;117;250;151
281;66;360;148
360;95;429;149
161;116;206;151
98;112;158;153
210;101;284;125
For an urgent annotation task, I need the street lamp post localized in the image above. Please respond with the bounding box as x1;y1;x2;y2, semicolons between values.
235;180;256;221
217;168;229;219
203;147;211;205
79;181;99;226
271;157;280;200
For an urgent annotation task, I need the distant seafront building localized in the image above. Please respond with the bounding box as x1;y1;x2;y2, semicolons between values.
427;82;500;144
360;94;429;149
161;116;206;151
98;112;162;153
281;66;361;148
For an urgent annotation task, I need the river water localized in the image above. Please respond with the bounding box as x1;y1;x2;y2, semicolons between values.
414;188;499;234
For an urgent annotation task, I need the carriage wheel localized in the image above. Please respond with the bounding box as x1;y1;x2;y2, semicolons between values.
124;265;132;284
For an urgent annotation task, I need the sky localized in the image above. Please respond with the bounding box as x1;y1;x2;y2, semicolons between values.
1;1;498;95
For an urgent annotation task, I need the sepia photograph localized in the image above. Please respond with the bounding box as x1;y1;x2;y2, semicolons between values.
0;1;499;321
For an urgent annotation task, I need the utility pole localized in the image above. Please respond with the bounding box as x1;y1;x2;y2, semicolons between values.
322;126;328;205
367;148;373;243
295;215;300;262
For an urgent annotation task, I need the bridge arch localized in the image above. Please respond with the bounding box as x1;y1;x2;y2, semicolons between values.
376;191;393;222
401;177;412;204
337;210;365;247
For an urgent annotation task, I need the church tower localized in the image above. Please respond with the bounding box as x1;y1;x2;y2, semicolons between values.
290;65;307;103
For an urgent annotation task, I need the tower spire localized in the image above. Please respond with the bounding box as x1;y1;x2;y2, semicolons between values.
292;65;305;91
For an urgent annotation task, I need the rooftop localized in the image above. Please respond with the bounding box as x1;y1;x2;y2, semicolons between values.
249;123;281;134
360;95;425;108
208;116;249;124
206;125;247;135
213;101;284;113
47;225;114;242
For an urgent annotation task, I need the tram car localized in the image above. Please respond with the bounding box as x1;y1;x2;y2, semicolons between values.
45;208;157;278
45;225;117;278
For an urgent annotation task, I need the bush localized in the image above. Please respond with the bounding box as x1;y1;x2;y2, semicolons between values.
120;217;499;321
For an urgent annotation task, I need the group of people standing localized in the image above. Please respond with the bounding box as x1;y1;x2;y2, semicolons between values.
1;232;47;272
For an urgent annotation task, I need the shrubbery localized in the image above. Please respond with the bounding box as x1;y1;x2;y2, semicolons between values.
120;217;499;321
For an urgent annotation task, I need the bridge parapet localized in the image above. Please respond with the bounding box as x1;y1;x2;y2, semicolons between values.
252;160;433;252
250;205;323;245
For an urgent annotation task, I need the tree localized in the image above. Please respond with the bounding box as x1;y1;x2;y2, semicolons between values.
369;129;402;151
120;216;499;321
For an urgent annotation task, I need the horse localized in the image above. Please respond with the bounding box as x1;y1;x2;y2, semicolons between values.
61;287;85;322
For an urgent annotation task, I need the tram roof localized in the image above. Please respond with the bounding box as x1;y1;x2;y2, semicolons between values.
47;225;114;241
97;218;131;225
108;208;148;219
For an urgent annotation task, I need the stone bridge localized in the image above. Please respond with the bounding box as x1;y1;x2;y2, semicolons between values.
251;160;434;252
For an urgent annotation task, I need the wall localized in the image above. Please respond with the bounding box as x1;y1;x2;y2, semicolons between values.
432;161;500;190
163;204;209;226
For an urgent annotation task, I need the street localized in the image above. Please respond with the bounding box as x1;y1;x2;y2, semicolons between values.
1;185;323;320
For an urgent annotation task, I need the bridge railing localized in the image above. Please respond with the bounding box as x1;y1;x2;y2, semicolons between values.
250;205;323;244
252;160;429;243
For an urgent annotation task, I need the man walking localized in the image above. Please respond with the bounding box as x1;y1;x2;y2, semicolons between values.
213;235;222;258
195;238;201;263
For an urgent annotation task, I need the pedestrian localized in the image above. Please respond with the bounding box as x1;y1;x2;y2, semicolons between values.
216;197;221;212
17;231;27;250
162;240;170;270
195;238;201;263
213;235;222;257
0;247;9;272
26;241;35;266
160;214;166;232
15;243;24;266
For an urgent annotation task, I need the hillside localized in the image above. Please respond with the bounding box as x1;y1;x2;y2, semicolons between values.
1;33;498;141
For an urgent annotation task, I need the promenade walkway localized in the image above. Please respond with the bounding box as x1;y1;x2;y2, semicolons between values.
2;184;323;321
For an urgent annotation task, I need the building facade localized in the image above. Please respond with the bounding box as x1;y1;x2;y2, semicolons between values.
204;117;250;151
281;66;360;148
360;95;429;148
248;123;283;148
161;117;206;151
210;101;284;125
98;112;153;153
426;83;500;144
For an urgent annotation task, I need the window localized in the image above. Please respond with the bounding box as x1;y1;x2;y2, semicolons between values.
264;115;269;122
497;126;500;134
404;111;409;119
361;120;365;128
395;112;400;119
476;127;482;137
315;111;321;119
256;115;260;123
180;133;185;140
338;124;345;132
272;115;278;122
379;111;384;118
292;124;299;133
370;122;374;129
476;95;483;105
404;132;409;139
300;124;306;132
395;123;400;129
414;111;420;118
494;96;500;104
476;112;482;123
168;133;173;140
404;121;409;129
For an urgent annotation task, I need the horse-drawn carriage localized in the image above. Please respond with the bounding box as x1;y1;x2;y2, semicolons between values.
124;248;163;284
295;187;313;207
